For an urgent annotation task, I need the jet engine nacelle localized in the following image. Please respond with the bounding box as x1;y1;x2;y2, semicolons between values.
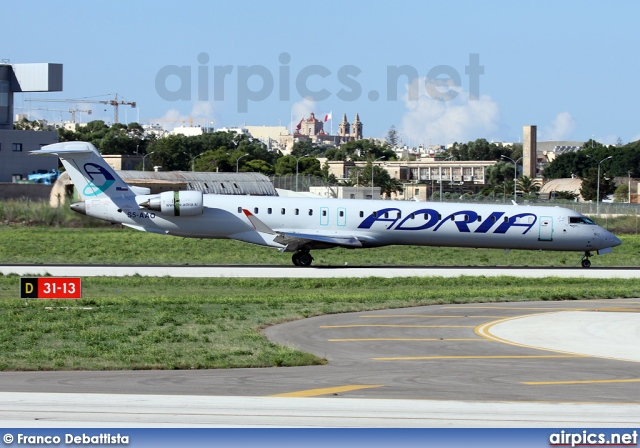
141;191;204;216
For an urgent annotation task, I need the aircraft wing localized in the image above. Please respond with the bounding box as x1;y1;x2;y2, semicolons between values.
242;208;363;251
274;232;362;248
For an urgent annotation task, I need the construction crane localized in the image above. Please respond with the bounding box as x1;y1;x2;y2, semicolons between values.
24;93;135;123
15;106;92;123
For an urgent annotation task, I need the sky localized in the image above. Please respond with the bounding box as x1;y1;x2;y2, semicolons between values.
4;0;640;146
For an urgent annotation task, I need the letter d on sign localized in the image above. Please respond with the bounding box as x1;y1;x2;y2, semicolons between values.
20;277;38;299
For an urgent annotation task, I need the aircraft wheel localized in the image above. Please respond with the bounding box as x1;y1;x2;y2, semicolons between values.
581;258;591;268
291;253;301;266
297;252;313;267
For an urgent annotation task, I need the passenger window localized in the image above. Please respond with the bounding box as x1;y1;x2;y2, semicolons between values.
410;213;415;219
254;207;259;214
295;208;299;215
359;211;364;218
308;209;313;216
477;216;482;222
268;208;272;214
384;212;389;218
339;210;344;217
504;216;509;222
372;211;378;218
281;208;285;215
322;210;327;216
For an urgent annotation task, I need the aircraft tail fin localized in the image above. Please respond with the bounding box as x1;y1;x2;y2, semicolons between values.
31;141;135;200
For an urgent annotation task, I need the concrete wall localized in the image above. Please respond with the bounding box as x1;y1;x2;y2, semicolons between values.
0;183;52;200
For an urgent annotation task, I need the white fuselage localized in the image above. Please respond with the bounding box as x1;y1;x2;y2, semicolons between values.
89;193;621;254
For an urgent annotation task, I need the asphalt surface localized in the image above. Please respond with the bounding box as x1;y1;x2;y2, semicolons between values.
2;264;640;278
2;265;640;426
0;298;638;404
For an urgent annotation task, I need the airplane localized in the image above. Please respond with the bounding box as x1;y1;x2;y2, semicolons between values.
32;141;622;268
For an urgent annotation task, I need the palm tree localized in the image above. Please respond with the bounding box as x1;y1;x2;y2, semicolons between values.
516;175;541;194
380;177;404;198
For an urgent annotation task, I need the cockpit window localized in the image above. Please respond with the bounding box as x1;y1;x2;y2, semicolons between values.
569;216;595;225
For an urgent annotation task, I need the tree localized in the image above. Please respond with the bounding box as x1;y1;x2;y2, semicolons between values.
580;167;615;202
290;140;316;157
613;184;630;203
386;125;399;147
516;175;541;194
13;117;51;131
553;190;579;201
379;177;404;198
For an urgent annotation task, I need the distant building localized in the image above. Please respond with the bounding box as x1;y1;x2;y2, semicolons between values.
245;125;291;151
0;62;62;181
294;112;364;146
171;125;216;137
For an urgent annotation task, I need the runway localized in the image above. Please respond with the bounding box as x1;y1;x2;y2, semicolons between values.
2;264;640;278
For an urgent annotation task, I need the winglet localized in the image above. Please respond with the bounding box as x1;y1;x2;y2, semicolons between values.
242;209;277;235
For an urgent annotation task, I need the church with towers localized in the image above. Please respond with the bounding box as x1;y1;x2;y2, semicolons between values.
294;112;363;144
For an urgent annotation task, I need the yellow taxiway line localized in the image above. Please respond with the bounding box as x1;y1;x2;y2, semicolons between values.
270;384;383;398
328;338;484;342
320;324;475;328
373;355;584;361
358;315;510;319
523;378;640;386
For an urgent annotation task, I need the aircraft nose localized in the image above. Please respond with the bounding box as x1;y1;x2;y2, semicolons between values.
610;233;622;247
600;229;622;247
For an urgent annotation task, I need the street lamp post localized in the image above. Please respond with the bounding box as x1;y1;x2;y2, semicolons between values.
183;151;203;172
142;151;155;171
439;156;453;202
235;153;249;173
295;154;309;192
587;155;613;215
372;156;385;199
501;155;522;203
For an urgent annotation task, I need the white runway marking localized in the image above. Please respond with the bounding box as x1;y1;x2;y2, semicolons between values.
1;392;639;427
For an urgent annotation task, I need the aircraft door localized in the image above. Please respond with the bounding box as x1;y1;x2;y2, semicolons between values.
337;207;346;226
320;207;329;226
538;215;553;241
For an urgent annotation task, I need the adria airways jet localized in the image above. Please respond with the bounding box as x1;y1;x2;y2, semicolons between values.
33;142;621;268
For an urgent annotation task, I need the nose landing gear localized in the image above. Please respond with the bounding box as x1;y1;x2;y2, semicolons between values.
581;251;592;268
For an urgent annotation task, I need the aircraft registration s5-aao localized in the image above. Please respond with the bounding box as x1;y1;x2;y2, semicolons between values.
32;142;622;268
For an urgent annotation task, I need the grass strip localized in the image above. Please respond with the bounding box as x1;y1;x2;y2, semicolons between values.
1;226;639;267
0;275;638;371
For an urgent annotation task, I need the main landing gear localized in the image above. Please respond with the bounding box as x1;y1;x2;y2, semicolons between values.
581;251;592;268
292;249;314;267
